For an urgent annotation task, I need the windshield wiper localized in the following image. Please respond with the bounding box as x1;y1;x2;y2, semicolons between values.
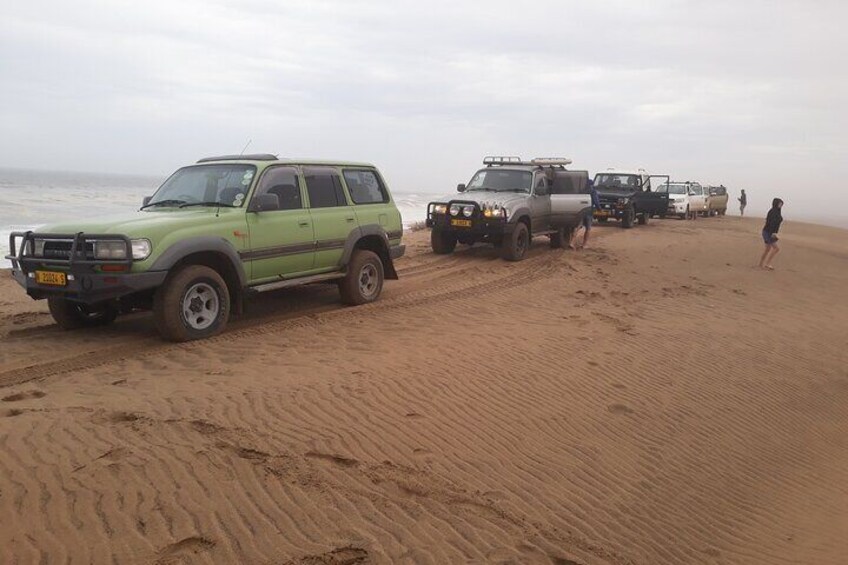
178;201;237;209
466;187;497;192
140;199;186;210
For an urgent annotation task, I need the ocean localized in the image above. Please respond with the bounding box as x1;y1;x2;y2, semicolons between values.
0;167;431;268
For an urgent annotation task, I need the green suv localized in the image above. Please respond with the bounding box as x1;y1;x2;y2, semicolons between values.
6;155;405;341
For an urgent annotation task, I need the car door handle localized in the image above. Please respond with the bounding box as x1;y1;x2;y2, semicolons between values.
580;200;589;204
298;221;310;227
345;217;356;222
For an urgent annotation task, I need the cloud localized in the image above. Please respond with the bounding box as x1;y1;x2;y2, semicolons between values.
0;0;846;220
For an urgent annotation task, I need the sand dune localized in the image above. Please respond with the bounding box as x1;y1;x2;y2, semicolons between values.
1;217;847;564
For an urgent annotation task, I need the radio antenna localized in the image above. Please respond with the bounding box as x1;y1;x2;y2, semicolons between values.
239;139;252;156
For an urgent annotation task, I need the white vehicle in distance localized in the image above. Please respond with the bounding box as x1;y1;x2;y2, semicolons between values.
655;182;691;219
687;182;710;216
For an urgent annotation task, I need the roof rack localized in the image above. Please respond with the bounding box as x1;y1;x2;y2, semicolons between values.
483;156;522;166
197;154;279;163
483;156;573;168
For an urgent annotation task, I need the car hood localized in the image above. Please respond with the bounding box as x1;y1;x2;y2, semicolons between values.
435;191;529;209
595;186;638;198
36;208;242;238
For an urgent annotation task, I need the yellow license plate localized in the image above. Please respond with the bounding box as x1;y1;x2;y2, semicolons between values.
450;219;472;227
594;210;610;217
35;271;67;286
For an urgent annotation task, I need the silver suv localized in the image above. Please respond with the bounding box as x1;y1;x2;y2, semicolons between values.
426;157;590;261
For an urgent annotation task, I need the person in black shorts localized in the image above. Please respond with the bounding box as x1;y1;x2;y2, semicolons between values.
759;198;783;270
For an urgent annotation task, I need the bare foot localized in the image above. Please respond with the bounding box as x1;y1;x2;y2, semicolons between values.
763;265;775;271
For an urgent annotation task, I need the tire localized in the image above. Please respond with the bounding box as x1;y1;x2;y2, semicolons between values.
598;217;608;223
502;222;530;261
659;213;667;219
430;229;457;255
549;226;566;249
621;207;635;229
47;298;118;330
638;212;649;225
340;250;384;306
153;265;230;342
720;209;726;216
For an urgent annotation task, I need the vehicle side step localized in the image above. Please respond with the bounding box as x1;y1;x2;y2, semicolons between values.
248;272;344;294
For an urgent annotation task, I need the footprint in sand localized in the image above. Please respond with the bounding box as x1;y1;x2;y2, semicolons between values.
608;403;635;415
305;451;359;468
6;408;24;417
296;546;368;564
156;536;216;564
2;390;46;402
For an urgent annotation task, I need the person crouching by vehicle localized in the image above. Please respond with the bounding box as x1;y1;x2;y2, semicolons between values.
759;198;784;270
570;179;600;249
739;189;747;216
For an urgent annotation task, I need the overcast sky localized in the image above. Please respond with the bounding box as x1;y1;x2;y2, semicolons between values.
1;0;846;220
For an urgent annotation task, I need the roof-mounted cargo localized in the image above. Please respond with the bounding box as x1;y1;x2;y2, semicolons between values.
530;158;572;166
483;156;573;168
197;154;279;163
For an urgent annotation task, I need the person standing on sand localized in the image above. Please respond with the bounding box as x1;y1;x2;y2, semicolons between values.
570;178;600;249
739;189;747;216
759;198;784;270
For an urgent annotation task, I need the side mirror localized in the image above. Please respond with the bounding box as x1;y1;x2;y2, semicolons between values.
142;196;152;207
457;183;466;193
250;193;280;212
536;185;549;196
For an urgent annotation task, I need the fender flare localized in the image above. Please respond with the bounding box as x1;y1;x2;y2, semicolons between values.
340;225;399;280
148;237;248;288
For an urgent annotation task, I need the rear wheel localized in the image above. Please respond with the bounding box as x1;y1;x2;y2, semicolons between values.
340;250;384;306
502;222;530;261
153;265;230;342
597;217;608;223
638;212;649;225
48;298;118;330
430;229;457;255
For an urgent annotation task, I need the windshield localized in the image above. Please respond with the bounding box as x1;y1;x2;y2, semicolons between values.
467;169;532;193
594;174;641;189
148;164;256;207
655;183;688;195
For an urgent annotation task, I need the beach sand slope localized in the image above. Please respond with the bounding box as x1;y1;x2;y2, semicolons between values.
1;217;846;564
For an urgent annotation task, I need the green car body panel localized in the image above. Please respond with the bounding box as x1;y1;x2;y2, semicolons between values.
5;156;405;339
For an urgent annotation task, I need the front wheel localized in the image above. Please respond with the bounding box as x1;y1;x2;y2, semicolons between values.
637;212;649;225
502;222;530;261
153;265;230;342
340;250;384;306
48;298;118;330
430;229;457;255
621;207;635;229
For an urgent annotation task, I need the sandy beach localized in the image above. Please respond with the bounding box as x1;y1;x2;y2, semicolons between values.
1;217;846;564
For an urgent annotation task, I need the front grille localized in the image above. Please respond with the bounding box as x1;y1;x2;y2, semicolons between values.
40;240;95;260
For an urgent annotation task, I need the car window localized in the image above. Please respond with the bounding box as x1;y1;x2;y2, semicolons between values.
551;172;586;194
151;164;255;207
253;166;302;211
304;168;348;208
343;169;388;204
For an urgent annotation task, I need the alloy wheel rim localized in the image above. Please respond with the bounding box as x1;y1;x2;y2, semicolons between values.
359;264;379;298
182;282;219;330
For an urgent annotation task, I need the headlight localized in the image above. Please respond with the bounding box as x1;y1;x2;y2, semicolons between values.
29;238;45;256
449;204;461;216
94;240;128;260
462;205;474;218
131;239;152;260
432;204;447;215
482;205;505;219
